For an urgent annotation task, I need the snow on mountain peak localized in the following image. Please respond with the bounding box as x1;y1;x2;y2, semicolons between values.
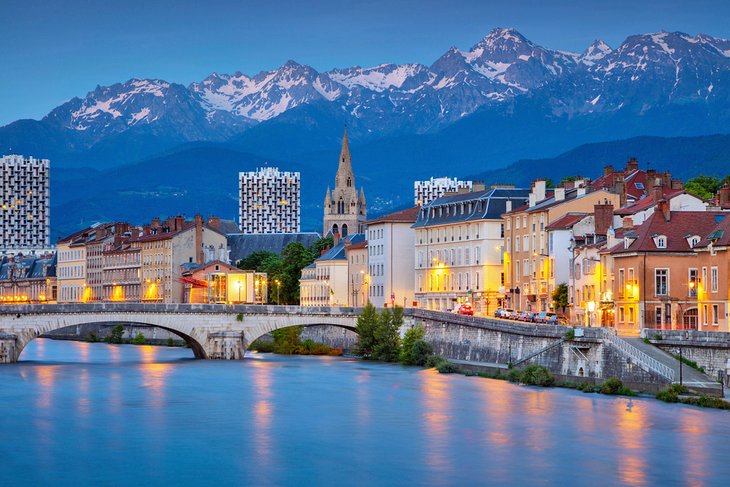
579;40;612;66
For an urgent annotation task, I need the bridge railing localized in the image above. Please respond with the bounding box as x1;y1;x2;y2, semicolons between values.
603;331;675;382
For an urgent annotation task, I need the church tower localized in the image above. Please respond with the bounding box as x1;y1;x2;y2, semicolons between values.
323;128;366;237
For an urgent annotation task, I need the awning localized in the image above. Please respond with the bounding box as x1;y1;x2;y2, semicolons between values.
179;277;208;288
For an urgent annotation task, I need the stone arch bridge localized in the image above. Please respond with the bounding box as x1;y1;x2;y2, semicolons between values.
0;303;362;362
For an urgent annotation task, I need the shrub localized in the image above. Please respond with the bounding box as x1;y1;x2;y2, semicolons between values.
86;331;99;343
236;313;244;322
106;324;125;344
506;368;523;383
167;337;175;347
435;359;461;374
578;382;597;393
600;377;624;395
131;333;146;345
410;340;434;366
563;328;575;341
652;333;663;341
675;354;705;374
520;364;555;386
656;384;688;403
400;325;426;365
249;338;275;353
683;396;730;410
425;355;443;368
271;326;303;354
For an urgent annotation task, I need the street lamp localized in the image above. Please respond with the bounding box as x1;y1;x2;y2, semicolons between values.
674;347;684;386
274;279;281;304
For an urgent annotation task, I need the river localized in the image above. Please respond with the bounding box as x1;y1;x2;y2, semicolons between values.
0;338;728;486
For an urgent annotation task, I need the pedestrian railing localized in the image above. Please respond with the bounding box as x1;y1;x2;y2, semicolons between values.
603;331;675;382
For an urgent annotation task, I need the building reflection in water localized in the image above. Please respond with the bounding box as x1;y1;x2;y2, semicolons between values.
249;359;274;463
614;399;647;486
355;369;371;427
678;409;711;484
138;346;172;409
420;369;454;480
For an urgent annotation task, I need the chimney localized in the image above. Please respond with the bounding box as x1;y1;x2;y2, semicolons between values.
604;165;614;177
653;179;664;202
626;157;639;172
657;199;670;222
151;217;161;230
531;179;546;203
175;215;185;231
574;178;586;188
594;203;614;235
207;216;221;231
577;186;587;197
623;217;634;230
505;200;512;213
719;183;730;207
562;179;575;190
671;179;683;190
472;182;486;192
529;194;537;207
195;214;204;263
554;187;565;201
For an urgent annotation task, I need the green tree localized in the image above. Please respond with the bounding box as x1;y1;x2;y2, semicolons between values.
106;324;125;344
85;331;99;343
542;177;555;188
400;325;426;365
237;250;281;272
355;302;379;359
271;326;303;354
684;175;722;200
132;333;146;345
372;306;402;362
310;236;334;257
552;283;569;314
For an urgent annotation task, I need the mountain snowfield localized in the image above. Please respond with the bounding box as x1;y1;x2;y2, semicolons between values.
12;27;729;147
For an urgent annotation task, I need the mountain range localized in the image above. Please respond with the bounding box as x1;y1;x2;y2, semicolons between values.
3;28;730;238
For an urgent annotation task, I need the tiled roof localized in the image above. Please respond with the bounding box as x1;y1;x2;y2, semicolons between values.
367;206;420;225
413;187;529;228
611;211;726;254
613;188;686;216
0;253;56;280
694;213;730;248
545;213;589;230
317;234;365;262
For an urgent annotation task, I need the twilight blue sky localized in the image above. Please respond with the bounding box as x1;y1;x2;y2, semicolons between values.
1;0;729;125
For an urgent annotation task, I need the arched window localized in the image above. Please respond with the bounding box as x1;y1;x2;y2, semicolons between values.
347;177;352;187
332;224;339;236
342;224;349;238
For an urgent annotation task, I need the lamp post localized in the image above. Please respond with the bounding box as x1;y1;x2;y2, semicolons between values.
675;347;684;386
274;279;281;304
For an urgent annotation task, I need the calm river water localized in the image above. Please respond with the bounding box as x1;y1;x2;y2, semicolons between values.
1;339;728;486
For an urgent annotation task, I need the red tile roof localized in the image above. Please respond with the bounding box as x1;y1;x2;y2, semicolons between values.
367;206;420;224
545;213;588;230
613;188;686;216
611;211;726;254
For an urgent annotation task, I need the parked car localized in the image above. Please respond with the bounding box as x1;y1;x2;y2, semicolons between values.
457;303;474;316
495;308;514;319
535;312;556;324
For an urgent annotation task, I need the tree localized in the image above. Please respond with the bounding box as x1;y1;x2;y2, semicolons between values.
684;175;722;200
132;333;146;345
552;283;569;314
310;236;334;257
355;302;379;359
542;177;555;188
372;306;402;362
271;326;303;354
105;324;125;344
400;325;426;365
238;250;281;272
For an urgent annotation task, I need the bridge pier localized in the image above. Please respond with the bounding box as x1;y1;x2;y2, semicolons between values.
204;331;246;360
0;333;17;363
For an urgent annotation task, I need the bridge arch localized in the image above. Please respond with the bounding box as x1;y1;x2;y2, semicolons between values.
243;321;358;353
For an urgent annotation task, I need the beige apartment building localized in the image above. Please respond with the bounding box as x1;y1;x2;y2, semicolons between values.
503;179;620;313
414;186;530;315
57;236;88;303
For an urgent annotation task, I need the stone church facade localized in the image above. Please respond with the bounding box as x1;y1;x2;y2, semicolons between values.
323;129;366;237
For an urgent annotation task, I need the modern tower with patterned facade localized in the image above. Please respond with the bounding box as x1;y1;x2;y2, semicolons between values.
323;129;366;237
239;167;300;234
0;155;50;254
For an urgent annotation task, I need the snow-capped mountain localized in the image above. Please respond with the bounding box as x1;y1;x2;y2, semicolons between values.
3;28;730;167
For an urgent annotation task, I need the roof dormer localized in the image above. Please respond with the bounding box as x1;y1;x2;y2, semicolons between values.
685;234;701;248
652;234;667;249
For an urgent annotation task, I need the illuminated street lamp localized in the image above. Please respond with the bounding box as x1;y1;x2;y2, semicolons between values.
274;279;281;304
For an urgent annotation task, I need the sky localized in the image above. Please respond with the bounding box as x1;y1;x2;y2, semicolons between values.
1;0;729;125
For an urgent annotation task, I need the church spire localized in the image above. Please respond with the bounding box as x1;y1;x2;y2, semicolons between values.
336;127;353;186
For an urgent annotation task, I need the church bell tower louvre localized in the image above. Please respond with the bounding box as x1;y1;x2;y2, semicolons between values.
323;128;366;238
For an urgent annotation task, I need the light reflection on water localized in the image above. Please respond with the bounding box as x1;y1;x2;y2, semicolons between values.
1;339;728;487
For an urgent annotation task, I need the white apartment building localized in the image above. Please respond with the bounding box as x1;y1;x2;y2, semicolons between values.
414;177;473;206
300;235;365;306
366;207;419;308
414;187;530;315
239;167;300;233
0;155;50;253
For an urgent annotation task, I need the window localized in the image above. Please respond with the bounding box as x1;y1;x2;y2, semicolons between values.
655;235;667;249
628;306;635;324
523;235;529;253
515;260;520;279
475;247;481;264
515;237;520;252
713;304;719;325
655;307;663;327
655;269;669;296
618;269;625;297
628;268;635;298
703;304;709;326
688;268;698;297
523;259;530;277
619;306;625;323
702;267;708;293
711;267;718;293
